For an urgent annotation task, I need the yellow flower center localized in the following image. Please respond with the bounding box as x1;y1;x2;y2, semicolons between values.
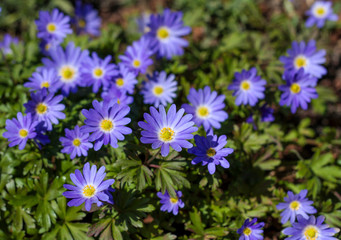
19;129;28;138
289;201;300;210
78;19;86;28
82;185;96;197
157;27;170;40
41;81;50;88
46;23;57;33
241;80;251;91
294;56;308;69
243;227;252;236
100;119;114;132
36;103;48;115
315;7;326;17
116;78;124;87
45;43;51;51
153;86;164;96
73;138;81;147
290;83;301;94
206;148;216;157
159;127;175;142
59;66;76;82
197;106;209;118
93;68;103;78
132;59;141;68
170;197;178;204
117;99;121;104
304;226;318;240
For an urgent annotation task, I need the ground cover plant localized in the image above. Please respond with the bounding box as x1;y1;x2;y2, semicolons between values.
0;0;341;239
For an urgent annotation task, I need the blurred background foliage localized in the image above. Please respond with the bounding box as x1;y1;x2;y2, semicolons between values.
0;0;341;239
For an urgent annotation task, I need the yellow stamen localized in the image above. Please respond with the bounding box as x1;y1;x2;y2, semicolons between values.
82;185;96;197
93;68;103;78
315;7;326;17
290;83;301;94
73;138;81;147
36;103;48;114
153;86;164;96
19;129;28;138
241;81;251;91
157;27;170;40
41;81;50;88
206;148;216;157
197;106;209;118
132;59;141;68
304;226;318;240
46;23;57;33
243;227;252;236
59;66;76;82
116;78;124;87
78;19;86;28
117;99;121;104
294;56;308;69
100;119;114;132
159;127;174;142
289;201;300;210
170;197;178;204
45;43;51;51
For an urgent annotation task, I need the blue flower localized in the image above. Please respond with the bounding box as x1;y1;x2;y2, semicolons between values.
24;68;61;92
42;42;89;95
34;121;50;149
182;86;228;131
237;218;265;240
112;63;138;94
73;0;101;36
188;130;233;174
306;1;338;28
39;38;62;56
141;71;177;107
157;190;184;215
60;125;93;159
81;100;132;151
63;162;115;211
138;104;198;157
0;34;19;55
101;85;134;106
279;69;318;113
35;8;72;42
276;189;317;224
24;88;66;131
282;215;339;240
3;112;38;150
260;104;275;122
147;8;191;59
80;52;117;93
280;40;327;78
228;68;266;106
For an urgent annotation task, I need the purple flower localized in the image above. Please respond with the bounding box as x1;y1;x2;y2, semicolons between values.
101;85;133;106
35;9;72;42
63;162;115;211
182;86;228;131
39;38;62;56
147;8;191;59
81;100;132;151
280;40;327;78
0;34;19;55
306;1;338;28
138;104;198;157
112;63;138;94
260;104;275;122
276;189;317;224
237;218;265;240
3;112;38;150
188;130;233;174
24;68;61;92
157;190;184;215
136;13;151;34
228;68;266;106
34;121;50;148
119;36;153;75
73;0;101;36
279;69;318;113
42;42;89;95
24;88;65;131
60;125;93;159
80;52;117;93
283;215;338;240
141;71;177;107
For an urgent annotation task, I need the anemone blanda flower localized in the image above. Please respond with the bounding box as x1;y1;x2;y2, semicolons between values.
147;8;191;59
101;85;133;106
34;121;50;149
260;104;275;122
276;189;317;224
237;218;265;240
182;86;228;131
112;63;138;94
157;190;184;215
136;12;151;34
138;104;198;157
39;38;62;56
283;215;339;240
119;36;153;75
24;88;65;131
0;34;19;55
60;125;93;159
280;40;326;78
279;69;318;114
80;52;117;93
73;0;101;36
81;100;132;151
188;130;233;174
228;68;266;107
35;8;72;42
63;162;115;211
2;112;38;150
24;68;61;92
305;1;338;28
141;71;177;107
42;42;89;95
